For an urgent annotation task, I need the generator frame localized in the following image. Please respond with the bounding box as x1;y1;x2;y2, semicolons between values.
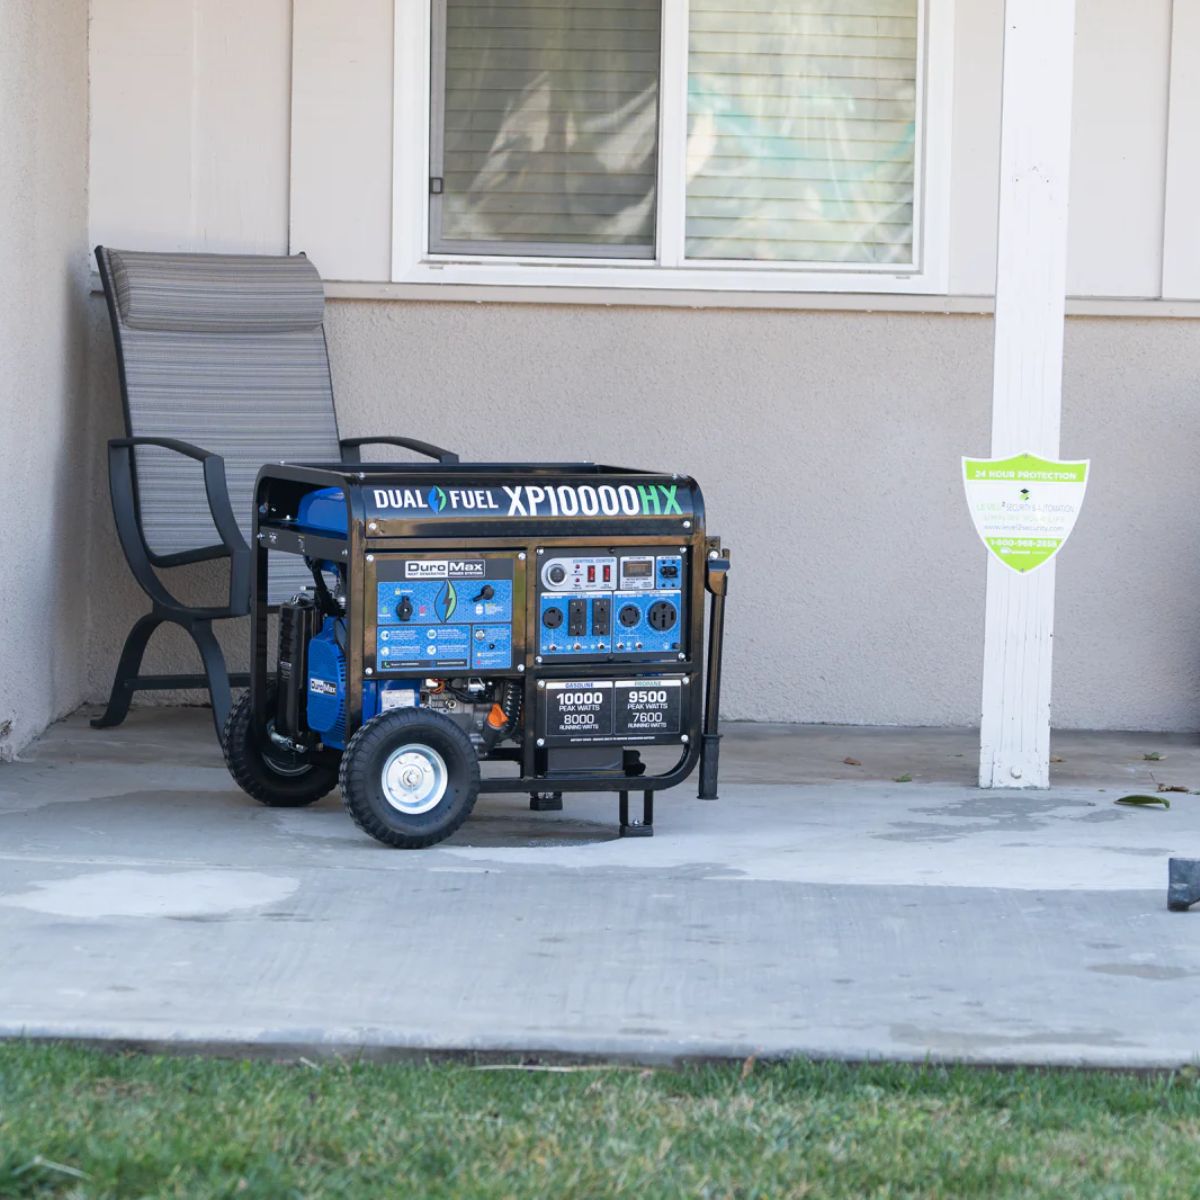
250;461;730;833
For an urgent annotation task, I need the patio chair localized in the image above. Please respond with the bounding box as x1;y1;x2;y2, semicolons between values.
93;246;457;741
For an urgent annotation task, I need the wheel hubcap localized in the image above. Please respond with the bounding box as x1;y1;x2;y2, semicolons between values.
381;743;448;814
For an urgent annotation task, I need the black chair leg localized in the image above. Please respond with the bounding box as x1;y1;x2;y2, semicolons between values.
91;613;166;730
187;620;235;744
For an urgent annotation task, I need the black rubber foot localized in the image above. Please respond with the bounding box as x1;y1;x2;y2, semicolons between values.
698;732;721;800
620;822;654;838
618;790;654;837
530;792;563;812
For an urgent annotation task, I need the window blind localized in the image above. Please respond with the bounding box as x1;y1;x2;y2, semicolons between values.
686;0;918;263
433;0;661;257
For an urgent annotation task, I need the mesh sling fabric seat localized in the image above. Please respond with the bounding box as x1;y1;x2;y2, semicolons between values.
94;246;457;741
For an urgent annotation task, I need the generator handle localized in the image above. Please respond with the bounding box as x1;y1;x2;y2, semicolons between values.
340;436;459;465
699;548;730;800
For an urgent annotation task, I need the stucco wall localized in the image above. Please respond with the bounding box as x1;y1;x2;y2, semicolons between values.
82;300;1200;731
0;1;90;758
1056;320;1200;730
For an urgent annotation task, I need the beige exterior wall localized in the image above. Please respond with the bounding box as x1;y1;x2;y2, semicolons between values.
82;300;1200;731
2;0;1189;745
0;1;91;758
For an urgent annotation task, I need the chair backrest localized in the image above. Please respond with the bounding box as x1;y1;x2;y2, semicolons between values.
98;247;342;601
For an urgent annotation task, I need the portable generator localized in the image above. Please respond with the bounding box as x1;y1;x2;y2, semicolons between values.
223;462;730;848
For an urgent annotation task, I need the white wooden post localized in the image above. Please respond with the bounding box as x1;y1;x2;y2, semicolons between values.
979;0;1078;789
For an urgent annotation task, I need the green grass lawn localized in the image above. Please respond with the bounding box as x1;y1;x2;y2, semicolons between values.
3;1044;1200;1199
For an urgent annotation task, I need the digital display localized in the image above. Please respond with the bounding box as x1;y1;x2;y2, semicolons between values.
623;560;653;577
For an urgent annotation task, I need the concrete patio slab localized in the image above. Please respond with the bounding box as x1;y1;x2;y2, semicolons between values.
1;708;1199;1067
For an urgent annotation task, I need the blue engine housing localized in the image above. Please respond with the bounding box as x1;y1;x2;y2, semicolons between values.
306;619;347;746
306;617;419;750
295;487;347;535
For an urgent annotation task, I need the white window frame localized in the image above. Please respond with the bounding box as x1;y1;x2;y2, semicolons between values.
392;0;953;294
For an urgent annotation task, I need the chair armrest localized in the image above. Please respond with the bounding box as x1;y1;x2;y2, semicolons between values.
110;435;217;463
340;436;459;465
108;436;250;614
111;436;250;560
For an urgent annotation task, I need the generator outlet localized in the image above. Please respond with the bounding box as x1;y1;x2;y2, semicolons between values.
592;597;611;635
647;600;677;632
568;598;588;637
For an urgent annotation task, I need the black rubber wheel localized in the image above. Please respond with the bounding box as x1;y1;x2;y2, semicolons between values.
339;709;480;848
223;683;339;808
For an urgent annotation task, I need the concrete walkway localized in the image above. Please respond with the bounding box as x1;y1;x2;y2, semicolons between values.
2;708;1199;1067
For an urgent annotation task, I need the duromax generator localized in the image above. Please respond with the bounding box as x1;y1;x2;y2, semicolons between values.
224;462;730;848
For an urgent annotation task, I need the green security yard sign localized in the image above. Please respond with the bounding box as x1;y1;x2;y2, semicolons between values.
963;453;1089;574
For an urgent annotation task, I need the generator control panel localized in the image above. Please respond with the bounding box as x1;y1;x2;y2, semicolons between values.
537;547;687;662
374;553;519;673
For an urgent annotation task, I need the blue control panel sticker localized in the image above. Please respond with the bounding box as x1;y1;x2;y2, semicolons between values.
539;589;683;657
611;591;682;654
539;592;610;656
472;625;512;670
377;579;513;627
378;624;472;670
373;555;517;672
655;555;683;590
